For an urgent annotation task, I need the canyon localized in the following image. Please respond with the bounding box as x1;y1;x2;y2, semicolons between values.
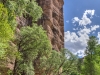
36;0;64;51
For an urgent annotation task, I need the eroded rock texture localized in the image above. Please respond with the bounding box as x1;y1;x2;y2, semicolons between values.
36;0;64;51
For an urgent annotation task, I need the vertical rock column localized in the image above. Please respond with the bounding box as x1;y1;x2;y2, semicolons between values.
36;0;64;51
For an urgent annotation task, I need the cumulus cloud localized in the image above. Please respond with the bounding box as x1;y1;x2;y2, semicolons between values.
64;31;78;42
76;50;85;58
78;27;91;34
73;28;78;30
65;25;99;55
97;32;100;44
72;17;79;23
97;32;100;38
64;30;89;54
85;10;95;18
72;10;95;26
65;10;99;57
91;25;100;31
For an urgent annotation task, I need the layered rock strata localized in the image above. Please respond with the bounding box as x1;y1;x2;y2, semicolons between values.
36;0;64;51
1;0;64;74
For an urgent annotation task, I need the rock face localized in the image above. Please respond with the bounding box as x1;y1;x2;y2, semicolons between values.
0;0;64;75
36;0;64;51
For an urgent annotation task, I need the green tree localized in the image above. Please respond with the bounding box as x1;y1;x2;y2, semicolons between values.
39;50;63;75
0;3;14;59
38;48;78;75
1;0;42;21
13;25;52;75
61;50;78;75
0;3;13;42
83;36;98;75
93;44;100;74
77;58;84;75
0;0;43;74
0;3;16;75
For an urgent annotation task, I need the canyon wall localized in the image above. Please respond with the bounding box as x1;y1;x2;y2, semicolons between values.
36;0;64;51
0;0;64;74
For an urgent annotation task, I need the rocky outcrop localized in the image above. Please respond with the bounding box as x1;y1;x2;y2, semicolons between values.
16;0;64;51
36;0;64;51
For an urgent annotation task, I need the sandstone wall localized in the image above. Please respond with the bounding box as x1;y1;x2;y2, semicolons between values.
36;0;64;51
0;0;64;74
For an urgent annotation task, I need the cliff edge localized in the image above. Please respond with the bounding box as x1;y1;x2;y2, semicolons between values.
36;0;64;51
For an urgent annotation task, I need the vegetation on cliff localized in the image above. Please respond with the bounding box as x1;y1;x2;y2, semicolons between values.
0;0;76;75
1;0;100;75
0;3;13;58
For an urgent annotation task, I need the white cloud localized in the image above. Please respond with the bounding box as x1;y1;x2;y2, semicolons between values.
72;10;95;26
78;27;91;34
73;28;76;30
64;30;89;54
97;32;100;38
72;17;79;23
73;28;78;30
97;32;100;44
66;20;69;23
85;10;95;18
77;32;89;45
65;10;99;56
76;50;85;58
64;31;78;42
91;25;100;31
65;24;100;54
79;15;91;26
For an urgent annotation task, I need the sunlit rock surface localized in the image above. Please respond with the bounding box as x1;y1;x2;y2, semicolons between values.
36;0;64;51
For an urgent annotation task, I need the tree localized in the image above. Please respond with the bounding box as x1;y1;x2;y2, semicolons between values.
0;3;17;75
77;58;84;75
39;50;63;75
61;49;78;75
0;0;43;74
13;25;52;75
0;3;13;42
1;0;42;22
0;3;14;59
93;44;100;74
38;48;78;75
83;36;98;75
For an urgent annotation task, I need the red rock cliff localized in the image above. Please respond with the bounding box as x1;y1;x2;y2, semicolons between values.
36;0;64;51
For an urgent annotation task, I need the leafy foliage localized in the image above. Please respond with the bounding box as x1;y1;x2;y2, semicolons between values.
0;0;43;75
19;25;52;59
13;25;52;75
0;3;15;60
0;3;13;42
39;50;63;75
37;48;78;75
0;3;17;75
2;0;42;21
0;1;93;75
82;36;100;75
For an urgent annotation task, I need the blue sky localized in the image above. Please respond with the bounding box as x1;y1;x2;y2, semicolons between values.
64;0;100;57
